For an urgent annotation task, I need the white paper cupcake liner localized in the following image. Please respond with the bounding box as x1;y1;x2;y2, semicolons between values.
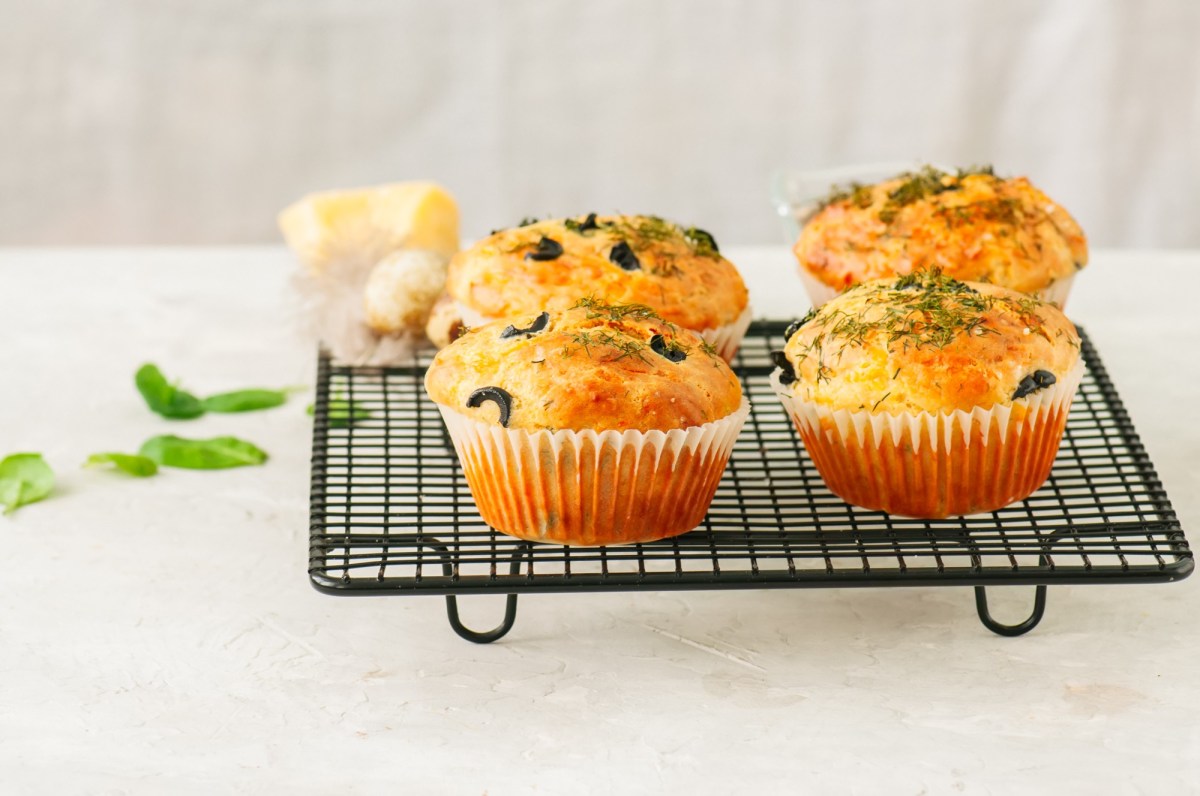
797;268;1078;310
435;399;750;546
1035;274;1075;308
795;266;844;308
454;300;752;362
696;305;753;362
770;358;1084;518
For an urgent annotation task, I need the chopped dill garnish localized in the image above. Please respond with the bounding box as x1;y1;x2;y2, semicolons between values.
816;182;874;212
956;164;996;179
877;166;957;223
561;296;717;365
562;330;649;363
649;259;683;278
935;197;1021;227
603;216;721;259
792;268;1048;366
814;165;1003;225
571;296;670;326
872;392;892;411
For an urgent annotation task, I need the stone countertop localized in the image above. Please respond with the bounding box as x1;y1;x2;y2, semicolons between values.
0;247;1196;794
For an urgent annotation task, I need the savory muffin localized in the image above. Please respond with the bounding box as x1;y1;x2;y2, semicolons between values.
793;166;1087;307
436;214;752;360
771;270;1083;518
425;299;749;545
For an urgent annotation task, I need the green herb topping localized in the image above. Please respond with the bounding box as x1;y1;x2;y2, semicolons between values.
563;298;719;364
571;296;668;325
791;269;1049;371
816;165;1001;225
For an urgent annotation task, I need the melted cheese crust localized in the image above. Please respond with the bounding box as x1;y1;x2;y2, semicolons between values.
794;173;1088;294
781;278;1080;414
425;305;744;432
445;215;748;332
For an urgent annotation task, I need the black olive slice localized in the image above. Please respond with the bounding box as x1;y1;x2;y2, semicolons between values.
684;227;719;253
770;350;796;385
525;236;563;261
1012;369;1057;400
491;217;542;236
650;334;687;362
499;311;550;340
609;241;641;271
466;386;514;427
571;212;600;233
784;308;818;341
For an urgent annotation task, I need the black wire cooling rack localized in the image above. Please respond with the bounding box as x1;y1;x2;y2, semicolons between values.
309;322;1191;642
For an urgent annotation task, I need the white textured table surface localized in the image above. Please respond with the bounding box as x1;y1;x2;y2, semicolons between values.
1;247;1197;794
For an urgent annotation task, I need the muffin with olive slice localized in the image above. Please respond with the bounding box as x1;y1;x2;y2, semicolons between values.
771;270;1083;518
794;166;1087;308
434;214;752;360
424;299;749;546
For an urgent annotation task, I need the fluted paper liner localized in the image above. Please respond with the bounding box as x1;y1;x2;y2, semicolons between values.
436;399;750;546
771;359;1084;518
454;301;752;363
797;267;1077;310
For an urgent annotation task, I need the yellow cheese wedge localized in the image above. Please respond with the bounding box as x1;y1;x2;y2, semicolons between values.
278;182;459;274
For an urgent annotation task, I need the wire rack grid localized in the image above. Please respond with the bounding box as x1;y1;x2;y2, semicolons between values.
308;322;1191;641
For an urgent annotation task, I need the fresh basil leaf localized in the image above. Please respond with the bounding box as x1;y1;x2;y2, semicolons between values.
202;389;290;413
135;364;206;420
306;392;372;429
85;452;159;477
139;435;268;470
0;453;55;515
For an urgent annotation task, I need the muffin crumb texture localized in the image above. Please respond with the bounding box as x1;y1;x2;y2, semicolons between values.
780;271;1081;415
795;166;1088;295
445;214;748;333
425;299;744;432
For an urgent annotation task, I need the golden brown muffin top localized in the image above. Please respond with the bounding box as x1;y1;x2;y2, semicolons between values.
776;271;1081;414
444;214;749;332
424;299;744;432
794;167;1088;295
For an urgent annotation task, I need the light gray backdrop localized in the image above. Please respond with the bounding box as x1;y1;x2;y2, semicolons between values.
2;0;1196;246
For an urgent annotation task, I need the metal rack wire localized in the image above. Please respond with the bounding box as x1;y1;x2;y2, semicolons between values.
309;322;1191;642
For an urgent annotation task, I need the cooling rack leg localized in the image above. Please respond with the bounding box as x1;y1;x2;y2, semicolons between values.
444;594;519;643
974;586;1048;637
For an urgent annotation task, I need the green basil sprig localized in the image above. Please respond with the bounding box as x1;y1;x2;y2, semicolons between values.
306;392;372;429
0;453;55;515
136;364;206;419
136;364;300;419
85;452;159;477
139;435;268;469
202;389;290;413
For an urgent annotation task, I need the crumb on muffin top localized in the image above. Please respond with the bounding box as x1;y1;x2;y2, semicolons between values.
794;166;1088;295
444;214;749;333
776;270;1081;414
424;298;744;432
